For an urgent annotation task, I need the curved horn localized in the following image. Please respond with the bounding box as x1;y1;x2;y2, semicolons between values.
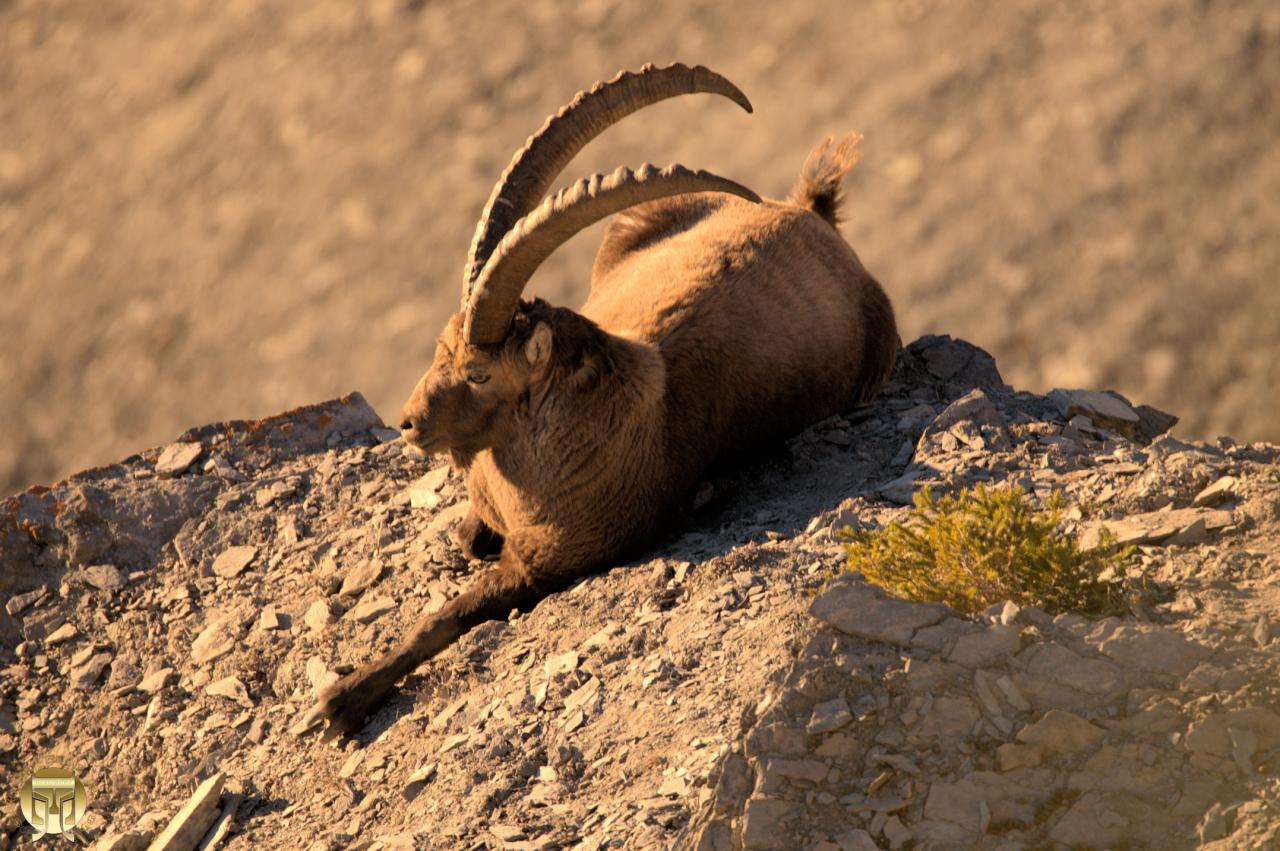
463;164;760;344
461;63;753;302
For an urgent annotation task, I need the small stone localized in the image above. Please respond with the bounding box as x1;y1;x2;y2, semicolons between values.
426;499;471;538
212;546;258;579
972;670;1004;716
46;622;79;645
439;733;469;753
1198;801;1237;842
1229;727;1258;775
207;456;246;482
83;564;125;592
255;479;298;507
995;675;1031;712
347;596;396;624
155;442;203;477
1192;475;1237;507
95;830;155;851
304;599;336;632
259;606;289;631
1252;614;1272;648
582;622;624;652
1016;709;1105;755
544;651;582;678
370;426;400;443
138;668;175;693
808;698;854;734
408;470;447;508
563;708;586;733
406;762;437;787
878;469;927;505
206;676;254;708
148;772;224;851
306;656;339;693
5;587;47;616
489;824;526;842
882;815;912;849
70;652;113;689
190;612;244;664
339;559;384;596
339;751;364;778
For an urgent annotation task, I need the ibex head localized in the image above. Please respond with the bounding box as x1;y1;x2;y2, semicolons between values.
398;63;758;461
399;310;554;460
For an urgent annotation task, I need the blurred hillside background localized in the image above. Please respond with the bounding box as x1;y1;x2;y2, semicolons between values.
2;0;1278;496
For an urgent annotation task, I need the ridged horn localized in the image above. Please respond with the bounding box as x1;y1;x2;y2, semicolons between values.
461;63;753;303
463;164;761;344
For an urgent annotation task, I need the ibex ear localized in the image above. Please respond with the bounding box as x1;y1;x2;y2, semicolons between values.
524;322;553;367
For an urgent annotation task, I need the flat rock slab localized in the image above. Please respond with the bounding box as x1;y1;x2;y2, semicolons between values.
206;676;253;708
347;596;395;624
1015;709;1105;755
808;697;854;734
82;563;125;591
190;611;245;664
1193;475;1237;507
1049;388;1139;432
810;578;952;646
917;388;1012;456
1080;508;1234;548
211;546;257;579
1086;622;1209;676
70;651;113;689
147;771;224;851
408;466;450;509
155;442;203;477
427;499;470;539
339;558;383;597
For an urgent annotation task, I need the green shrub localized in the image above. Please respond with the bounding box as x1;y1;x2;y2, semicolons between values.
837;484;1132;615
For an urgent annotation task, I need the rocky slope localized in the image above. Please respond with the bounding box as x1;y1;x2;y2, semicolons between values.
1;337;1279;850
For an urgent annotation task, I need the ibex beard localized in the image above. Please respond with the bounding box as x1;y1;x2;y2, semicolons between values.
305;63;897;736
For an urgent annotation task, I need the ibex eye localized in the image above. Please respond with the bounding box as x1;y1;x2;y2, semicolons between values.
466;371;490;385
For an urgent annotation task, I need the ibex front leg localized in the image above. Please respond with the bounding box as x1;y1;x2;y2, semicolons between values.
453;509;505;561
306;532;555;736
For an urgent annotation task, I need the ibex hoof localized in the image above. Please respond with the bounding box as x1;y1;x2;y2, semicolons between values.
304;671;389;738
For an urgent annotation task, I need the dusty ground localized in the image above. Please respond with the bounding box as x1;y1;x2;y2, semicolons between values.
2;0;1279;497
2;336;1280;849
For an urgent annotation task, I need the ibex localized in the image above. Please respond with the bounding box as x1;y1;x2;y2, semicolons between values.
308;63;897;734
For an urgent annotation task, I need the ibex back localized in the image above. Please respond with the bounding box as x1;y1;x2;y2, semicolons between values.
308;63;897;735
